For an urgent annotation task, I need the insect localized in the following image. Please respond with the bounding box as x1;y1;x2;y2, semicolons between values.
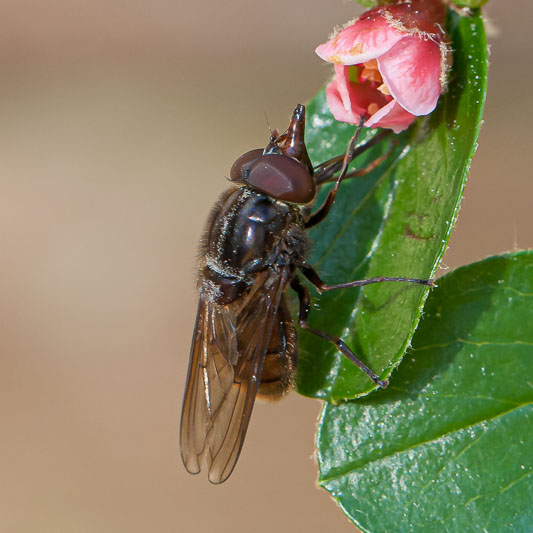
180;104;431;484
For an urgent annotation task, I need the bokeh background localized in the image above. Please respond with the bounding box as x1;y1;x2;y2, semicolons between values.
1;1;532;532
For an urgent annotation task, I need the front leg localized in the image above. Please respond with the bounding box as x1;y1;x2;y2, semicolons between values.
313;129;392;185
305;120;365;229
317;148;392;185
301;146;392;221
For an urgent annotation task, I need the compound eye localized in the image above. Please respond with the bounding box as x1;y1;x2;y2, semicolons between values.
247;154;316;204
229;149;264;182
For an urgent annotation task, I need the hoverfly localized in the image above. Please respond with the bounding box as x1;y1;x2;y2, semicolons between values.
180;104;431;484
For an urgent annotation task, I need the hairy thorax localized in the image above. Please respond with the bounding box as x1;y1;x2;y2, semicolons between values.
199;186;308;305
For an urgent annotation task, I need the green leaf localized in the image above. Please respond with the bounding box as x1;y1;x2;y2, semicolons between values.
353;0;382;7
317;251;533;532
452;0;489;8
353;1;490;11
296;9;488;401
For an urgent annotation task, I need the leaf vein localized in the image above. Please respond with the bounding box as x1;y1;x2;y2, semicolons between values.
437;469;533;525
404;428;486;508
319;401;532;483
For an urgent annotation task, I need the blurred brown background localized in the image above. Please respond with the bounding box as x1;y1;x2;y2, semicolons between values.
1;1;531;532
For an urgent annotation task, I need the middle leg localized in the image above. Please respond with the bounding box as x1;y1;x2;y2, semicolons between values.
300;263;434;293
290;276;389;388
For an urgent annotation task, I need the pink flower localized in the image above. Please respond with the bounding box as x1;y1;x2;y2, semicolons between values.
315;0;451;133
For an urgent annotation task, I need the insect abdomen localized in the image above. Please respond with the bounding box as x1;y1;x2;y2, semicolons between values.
256;297;297;400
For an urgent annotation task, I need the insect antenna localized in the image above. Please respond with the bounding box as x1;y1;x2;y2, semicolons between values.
263;111;274;136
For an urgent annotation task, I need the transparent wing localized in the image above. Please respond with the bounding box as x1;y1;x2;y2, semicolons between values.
179;268;289;484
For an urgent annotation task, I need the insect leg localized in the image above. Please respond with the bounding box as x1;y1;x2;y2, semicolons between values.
317;148;392;185
290;276;388;388
301;140;393;220
313;129;392;185
300;264;434;292
306;120;369;229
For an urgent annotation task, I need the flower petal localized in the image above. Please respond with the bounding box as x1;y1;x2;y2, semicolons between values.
325;79;361;125
377;36;442;116
364;99;416;133
316;13;405;66
386;0;446;34
334;65;357;116
330;65;391;123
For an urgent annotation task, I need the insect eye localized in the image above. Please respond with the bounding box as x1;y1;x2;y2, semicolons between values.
247;154;316;204
229;149;264;182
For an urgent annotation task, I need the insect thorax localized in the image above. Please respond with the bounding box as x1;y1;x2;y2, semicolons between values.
199;186;308;304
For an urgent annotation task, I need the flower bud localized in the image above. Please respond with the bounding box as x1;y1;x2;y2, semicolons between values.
316;0;451;132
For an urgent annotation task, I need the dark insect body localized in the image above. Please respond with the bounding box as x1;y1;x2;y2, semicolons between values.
180;105;431;484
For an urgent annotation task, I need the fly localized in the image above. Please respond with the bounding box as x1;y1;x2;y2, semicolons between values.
180;104;431;484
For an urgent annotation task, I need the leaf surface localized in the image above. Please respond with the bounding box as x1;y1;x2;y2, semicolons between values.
297;10;488;401
317;251;533;532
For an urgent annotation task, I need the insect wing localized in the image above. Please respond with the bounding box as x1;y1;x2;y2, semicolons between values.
180;268;289;484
